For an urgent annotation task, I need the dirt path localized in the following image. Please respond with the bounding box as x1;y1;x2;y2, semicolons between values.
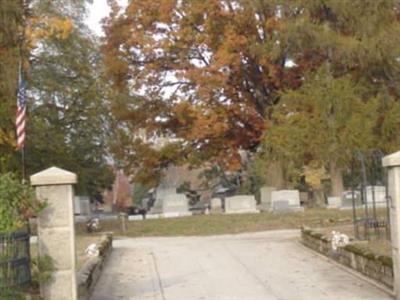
91;230;391;300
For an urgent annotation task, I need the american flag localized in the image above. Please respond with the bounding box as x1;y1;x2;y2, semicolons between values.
16;71;26;150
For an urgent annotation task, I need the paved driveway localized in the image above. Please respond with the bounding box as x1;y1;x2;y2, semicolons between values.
91;230;391;300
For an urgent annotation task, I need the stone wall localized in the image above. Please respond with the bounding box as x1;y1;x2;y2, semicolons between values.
77;234;113;300
301;227;393;289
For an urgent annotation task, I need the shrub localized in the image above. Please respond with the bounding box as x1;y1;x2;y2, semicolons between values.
0;173;46;233
31;255;55;286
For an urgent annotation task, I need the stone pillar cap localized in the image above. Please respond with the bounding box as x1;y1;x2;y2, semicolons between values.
30;167;77;186
382;151;400;168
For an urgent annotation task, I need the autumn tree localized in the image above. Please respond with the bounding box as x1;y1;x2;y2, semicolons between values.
104;0;400;194
102;0;304;184
259;0;400;196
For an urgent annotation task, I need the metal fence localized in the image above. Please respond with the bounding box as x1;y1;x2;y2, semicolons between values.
349;150;391;240
0;227;31;289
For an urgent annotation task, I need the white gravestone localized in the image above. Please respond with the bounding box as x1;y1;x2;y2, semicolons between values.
271;190;304;212
80;198;91;215
211;198;222;211
225;195;258;214
150;187;176;213
259;187;276;211
146;214;161;220
341;190;361;209
365;186;387;207
74;196;91;215
327;197;342;209
162;193;190;215
128;215;144;221
273;200;290;211
74;197;82;215
163;211;192;218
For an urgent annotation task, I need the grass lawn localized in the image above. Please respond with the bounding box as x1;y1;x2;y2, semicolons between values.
309;207;391;257
75;208;393;258
75;208;392;258
353;239;392;257
76;208;362;238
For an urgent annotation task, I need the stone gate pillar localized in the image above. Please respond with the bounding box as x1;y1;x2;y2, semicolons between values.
31;167;78;300
383;151;400;299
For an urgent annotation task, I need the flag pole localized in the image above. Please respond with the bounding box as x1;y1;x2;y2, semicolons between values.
21;147;26;184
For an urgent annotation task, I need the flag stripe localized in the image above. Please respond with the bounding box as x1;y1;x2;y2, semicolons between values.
15;70;26;150
17;121;25;135
16;110;25;126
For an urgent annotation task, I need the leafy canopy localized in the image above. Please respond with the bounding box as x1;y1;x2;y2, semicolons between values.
102;0;303;184
0;0;115;196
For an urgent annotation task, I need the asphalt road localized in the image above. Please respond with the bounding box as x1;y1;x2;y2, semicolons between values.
91;230;392;300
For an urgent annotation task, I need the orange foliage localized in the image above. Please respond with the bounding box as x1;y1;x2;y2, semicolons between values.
27;17;73;48
102;0;304;182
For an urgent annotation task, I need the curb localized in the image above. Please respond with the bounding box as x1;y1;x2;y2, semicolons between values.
77;234;113;300
297;240;395;298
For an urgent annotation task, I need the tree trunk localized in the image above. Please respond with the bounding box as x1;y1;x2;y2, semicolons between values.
311;189;326;208
265;161;286;189
329;161;344;197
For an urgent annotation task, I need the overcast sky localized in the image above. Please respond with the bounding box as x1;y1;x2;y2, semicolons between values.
86;0;127;36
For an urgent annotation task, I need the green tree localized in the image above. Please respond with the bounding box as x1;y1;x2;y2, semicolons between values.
25;1;114;196
256;0;400;195
0;0;88;174
0;1;114;197
263;67;379;196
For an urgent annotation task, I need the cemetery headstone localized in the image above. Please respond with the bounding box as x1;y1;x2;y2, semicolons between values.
74;196;91;215
225;195;258;214
149;184;192;217
150;186;176;214
141;197;150;210
74;197;81;215
128;215;144;221
162;193;189;215
271;190;304;212
146;214;161;220
327;196;342;209
272;200;290;211
365;185;387;207
210;197;222;213
341;190;361;209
